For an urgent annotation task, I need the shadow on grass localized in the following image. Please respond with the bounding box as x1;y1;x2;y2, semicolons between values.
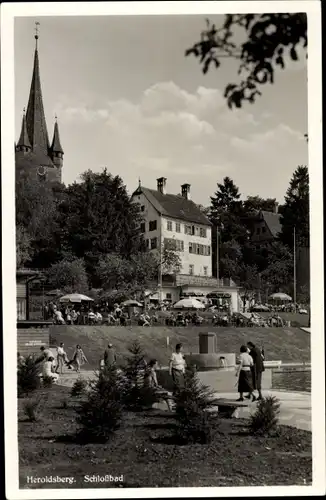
150;434;181;445
143;422;177;430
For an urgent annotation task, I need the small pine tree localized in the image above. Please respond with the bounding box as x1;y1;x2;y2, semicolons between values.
75;365;124;443
17;355;41;397
122;341;159;411
71;377;88;397
23;393;49;422
249;395;281;435
174;366;218;444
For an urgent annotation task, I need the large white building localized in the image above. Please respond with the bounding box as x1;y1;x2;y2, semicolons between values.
131;177;241;312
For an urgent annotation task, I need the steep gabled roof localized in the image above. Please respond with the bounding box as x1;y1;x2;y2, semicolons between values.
50;120;64;154
133;186;211;226
25;45;50;154
261;210;282;237
17;113;31;149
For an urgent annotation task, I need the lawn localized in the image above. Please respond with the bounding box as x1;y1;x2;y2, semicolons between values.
19;385;312;488
49;325;311;370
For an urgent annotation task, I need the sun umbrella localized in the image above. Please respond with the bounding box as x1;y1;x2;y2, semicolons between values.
59;293;94;303
173;298;205;309
121;299;143;307
269;292;292;301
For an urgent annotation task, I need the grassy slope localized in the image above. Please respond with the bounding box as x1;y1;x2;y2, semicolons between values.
49;325;310;368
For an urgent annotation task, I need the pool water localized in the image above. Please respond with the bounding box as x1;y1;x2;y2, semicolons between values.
272;370;311;392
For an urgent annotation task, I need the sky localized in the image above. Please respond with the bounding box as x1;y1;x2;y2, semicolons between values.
14;15;308;206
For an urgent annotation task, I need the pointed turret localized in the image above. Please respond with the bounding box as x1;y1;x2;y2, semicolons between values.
16;110;32;152
50;116;64;172
50;118;64;154
25;31;50;154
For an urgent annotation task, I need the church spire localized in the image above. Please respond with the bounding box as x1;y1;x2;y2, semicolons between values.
25;22;50;154
50;116;64;154
17;109;31;150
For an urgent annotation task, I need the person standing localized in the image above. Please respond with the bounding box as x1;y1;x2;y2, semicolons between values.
235;345;256;402
144;359;159;388
169;343;186;394
103;343;117;368
247;341;265;400
56;342;69;374
71;344;88;373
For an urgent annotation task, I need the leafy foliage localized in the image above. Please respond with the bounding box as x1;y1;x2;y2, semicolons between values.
23;396;45;422
174;366;218;444
16;224;32;269
71;377;88;397
186;14;307;108
17;356;41;397
249;396;280;435
76;365;124;443
279;166;309;248
46;258;89;294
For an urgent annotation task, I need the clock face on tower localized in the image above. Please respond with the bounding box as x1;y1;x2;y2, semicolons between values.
37;166;46;177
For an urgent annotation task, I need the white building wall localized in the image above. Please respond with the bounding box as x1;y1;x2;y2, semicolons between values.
161;216;212;277
132;192;212;278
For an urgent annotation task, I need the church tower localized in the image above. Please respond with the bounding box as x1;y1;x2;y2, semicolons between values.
15;23;64;184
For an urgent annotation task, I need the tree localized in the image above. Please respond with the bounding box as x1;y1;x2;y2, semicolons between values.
15;169;64;268
186;14;307;108
57;169;145;284
279;165;309;248
243;196;277;214
16;224;32;269
46;258;89;293
160;239;182;275
96;252;158;298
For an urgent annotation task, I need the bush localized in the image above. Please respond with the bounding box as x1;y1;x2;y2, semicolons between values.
121;341;160;411
18;355;41;397
75;366;124;443
249;396;280;435
23;394;48;422
42;375;54;388
71;377;88;397
174;366;218;444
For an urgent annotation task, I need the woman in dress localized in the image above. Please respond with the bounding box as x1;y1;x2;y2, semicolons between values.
70;344;88;373
235;345;256;402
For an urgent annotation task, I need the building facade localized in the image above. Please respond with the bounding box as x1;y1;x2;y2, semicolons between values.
15;30;64;185
132;178;241;311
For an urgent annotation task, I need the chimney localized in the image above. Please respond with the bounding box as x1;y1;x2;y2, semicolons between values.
273;202;279;214
181;183;191;200
157;177;167;194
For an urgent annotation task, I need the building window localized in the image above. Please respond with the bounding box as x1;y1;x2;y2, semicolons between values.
189;264;194;275
203;266;208;276
185;225;192;235
146;239;149;248
176;240;184;252
17;298;27;321
262;226;266;233
200;228;207;238
166;293;172;300
140;222;145;233
191;225;195;235
141;205;145;212
150;237;157;249
256;227;261;235
149;220;157;231
189;242;193;253
176;222;181;233
167;220;173;231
